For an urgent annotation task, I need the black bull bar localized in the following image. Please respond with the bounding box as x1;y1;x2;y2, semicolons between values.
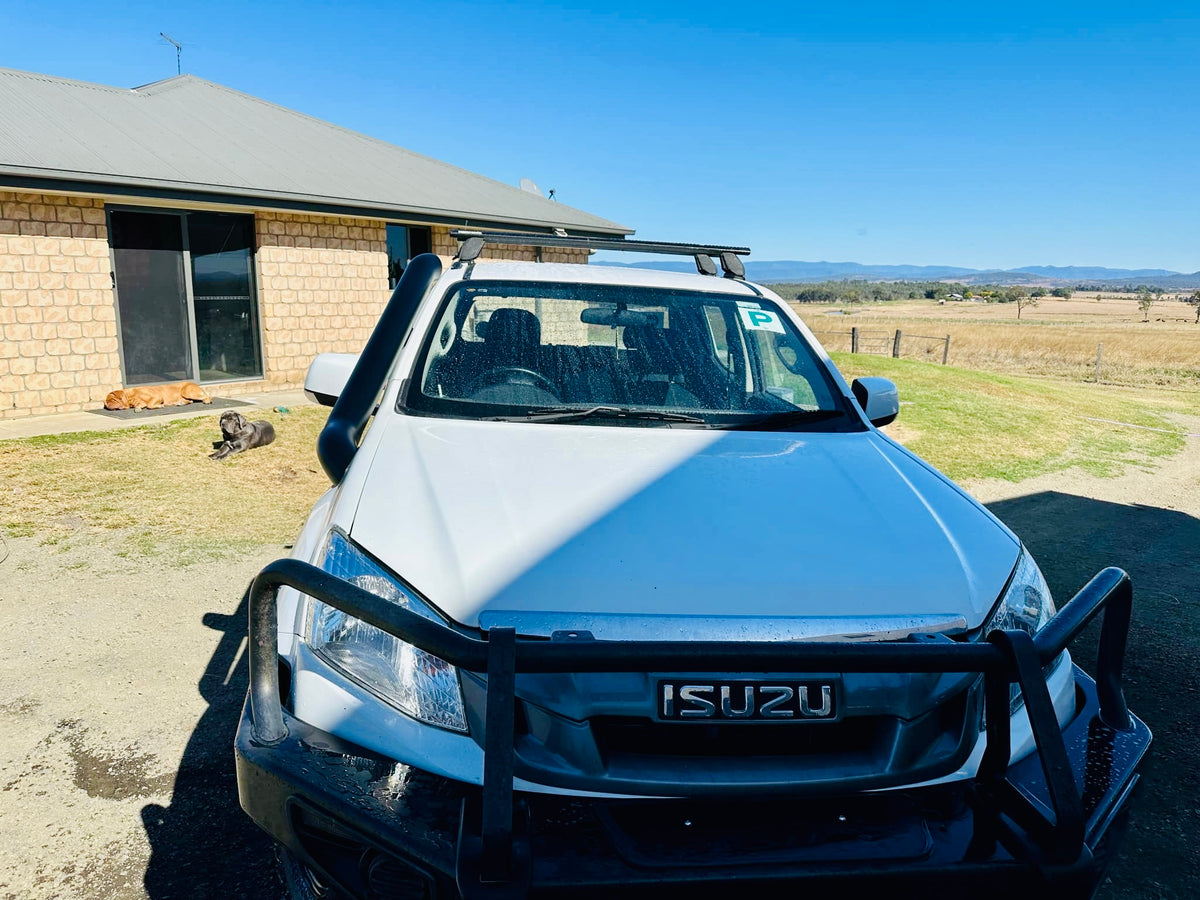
245;559;1144;895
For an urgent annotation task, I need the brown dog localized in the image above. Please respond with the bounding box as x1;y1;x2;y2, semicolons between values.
104;382;212;410
209;411;276;460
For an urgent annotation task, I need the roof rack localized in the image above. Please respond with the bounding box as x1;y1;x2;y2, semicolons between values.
449;229;750;279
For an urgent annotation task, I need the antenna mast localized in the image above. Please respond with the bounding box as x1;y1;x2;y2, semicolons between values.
160;33;182;75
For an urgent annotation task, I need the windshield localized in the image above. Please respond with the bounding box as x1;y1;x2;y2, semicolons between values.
404;280;858;430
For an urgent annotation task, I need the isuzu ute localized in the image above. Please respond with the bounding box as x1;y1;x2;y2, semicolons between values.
235;233;1149;899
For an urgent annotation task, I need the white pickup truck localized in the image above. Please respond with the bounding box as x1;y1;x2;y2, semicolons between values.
235;233;1149;900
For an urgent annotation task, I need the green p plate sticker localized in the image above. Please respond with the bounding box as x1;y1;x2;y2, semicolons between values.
738;306;785;333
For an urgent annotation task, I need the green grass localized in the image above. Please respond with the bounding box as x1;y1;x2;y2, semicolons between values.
0;406;331;559
832;353;1188;481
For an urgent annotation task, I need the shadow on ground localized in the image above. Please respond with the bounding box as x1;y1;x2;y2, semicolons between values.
988;491;1200;900
140;593;282;899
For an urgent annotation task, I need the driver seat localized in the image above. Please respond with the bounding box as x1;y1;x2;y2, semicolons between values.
622;323;688;405
482;308;542;372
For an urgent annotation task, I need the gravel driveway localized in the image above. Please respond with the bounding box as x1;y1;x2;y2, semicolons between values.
1;433;1197;899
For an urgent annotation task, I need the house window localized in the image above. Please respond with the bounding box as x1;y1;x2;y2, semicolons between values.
387;224;433;288
109;208;262;385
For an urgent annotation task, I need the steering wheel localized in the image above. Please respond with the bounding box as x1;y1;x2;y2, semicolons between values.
477;366;559;397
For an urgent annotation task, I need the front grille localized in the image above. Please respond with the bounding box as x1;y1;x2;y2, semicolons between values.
494;670;981;794
591;715;891;761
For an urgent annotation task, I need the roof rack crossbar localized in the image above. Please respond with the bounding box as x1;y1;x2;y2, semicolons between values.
450;229;750;259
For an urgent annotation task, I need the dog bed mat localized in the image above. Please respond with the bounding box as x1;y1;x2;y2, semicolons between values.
87;397;253;420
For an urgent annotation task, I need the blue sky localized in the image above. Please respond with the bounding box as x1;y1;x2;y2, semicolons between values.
3;1;1198;270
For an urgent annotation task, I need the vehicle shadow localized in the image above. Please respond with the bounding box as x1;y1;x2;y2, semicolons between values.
140;592;282;899
986;491;1200;899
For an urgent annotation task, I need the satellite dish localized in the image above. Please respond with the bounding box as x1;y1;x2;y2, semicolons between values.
519;178;542;195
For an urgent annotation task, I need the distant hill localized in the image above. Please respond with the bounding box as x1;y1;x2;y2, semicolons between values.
730;261;982;281
1006;265;1177;280
594;259;1200;288
595;260;978;281
1111;271;1200;289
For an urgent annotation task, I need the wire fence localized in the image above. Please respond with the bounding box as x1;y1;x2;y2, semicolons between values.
810;328;951;365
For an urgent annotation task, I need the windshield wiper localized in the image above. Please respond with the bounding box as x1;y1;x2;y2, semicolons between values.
491;405;708;425
719;409;846;431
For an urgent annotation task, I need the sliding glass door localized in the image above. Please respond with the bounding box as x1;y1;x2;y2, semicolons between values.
109;210;193;384
109;208;262;385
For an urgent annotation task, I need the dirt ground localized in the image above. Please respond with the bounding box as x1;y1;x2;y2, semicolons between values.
1;432;1198;898
965;432;1200;899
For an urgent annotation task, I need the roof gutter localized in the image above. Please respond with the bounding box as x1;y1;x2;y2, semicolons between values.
0;169;634;237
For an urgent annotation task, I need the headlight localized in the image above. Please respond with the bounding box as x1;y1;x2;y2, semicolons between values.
305;530;468;733
985;548;1056;636
984;547;1058;714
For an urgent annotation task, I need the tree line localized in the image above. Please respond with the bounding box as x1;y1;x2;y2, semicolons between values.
775;281;1073;304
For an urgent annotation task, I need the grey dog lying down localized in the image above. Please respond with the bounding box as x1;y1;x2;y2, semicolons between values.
210;411;276;460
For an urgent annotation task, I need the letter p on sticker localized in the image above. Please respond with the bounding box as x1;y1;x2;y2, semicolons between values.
738;307;785;333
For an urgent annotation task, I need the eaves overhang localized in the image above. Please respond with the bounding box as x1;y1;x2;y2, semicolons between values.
0;167;634;238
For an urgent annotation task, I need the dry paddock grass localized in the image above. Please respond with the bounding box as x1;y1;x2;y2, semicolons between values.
796;293;1200;389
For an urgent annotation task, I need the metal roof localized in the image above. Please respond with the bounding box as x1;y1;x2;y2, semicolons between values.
0;68;630;235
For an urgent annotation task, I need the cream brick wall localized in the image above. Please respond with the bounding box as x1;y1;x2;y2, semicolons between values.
0;191;121;418
430;227;589;264
257;220;589;387
254;211;390;387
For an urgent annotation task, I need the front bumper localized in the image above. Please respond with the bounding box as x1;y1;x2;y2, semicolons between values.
236;563;1150;899
237;667;1148;899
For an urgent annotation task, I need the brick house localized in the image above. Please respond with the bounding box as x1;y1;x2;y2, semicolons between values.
0;68;630;418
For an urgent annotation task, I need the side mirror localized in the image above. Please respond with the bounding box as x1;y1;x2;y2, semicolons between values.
851;377;899;427
305;353;359;407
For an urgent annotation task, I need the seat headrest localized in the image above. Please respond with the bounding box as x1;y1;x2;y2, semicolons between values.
485;308;541;348
622;323;668;354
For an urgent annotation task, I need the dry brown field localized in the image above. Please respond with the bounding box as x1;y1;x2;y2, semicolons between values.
793;292;1200;389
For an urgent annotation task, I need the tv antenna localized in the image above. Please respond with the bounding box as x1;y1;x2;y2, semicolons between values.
160;32;182;75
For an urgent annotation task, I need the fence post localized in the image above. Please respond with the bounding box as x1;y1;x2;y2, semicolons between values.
1094;343;1103;382
892;330;903;358
851;327;859;354
942;335;951;365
